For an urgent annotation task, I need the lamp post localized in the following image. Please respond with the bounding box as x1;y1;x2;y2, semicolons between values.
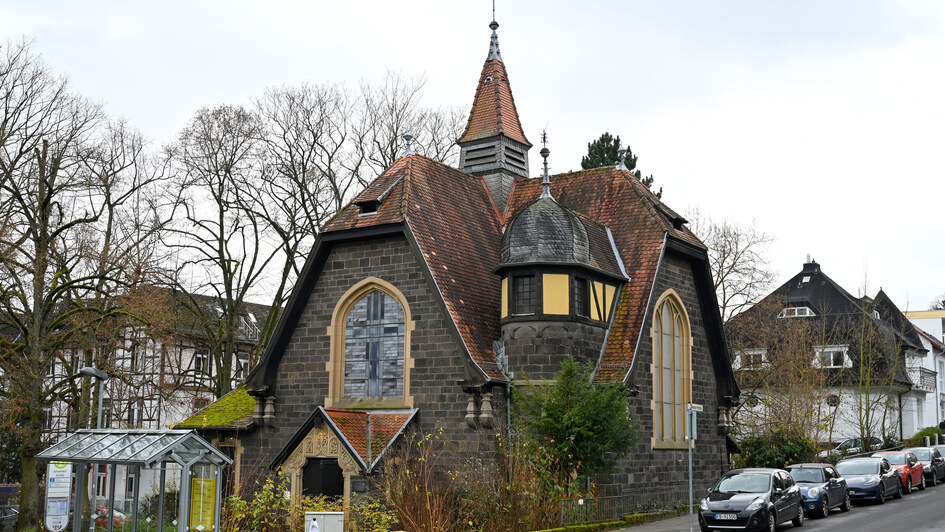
78;367;108;429
77;367;108;532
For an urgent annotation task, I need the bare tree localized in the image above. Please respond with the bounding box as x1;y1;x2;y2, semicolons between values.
354;71;465;178
930;293;944;311
163;105;279;399
0;40;170;529
687;209;775;321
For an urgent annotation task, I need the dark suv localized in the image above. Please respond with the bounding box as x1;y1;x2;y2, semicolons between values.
699;468;804;531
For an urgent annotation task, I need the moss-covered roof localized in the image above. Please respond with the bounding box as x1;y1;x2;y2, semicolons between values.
176;386;255;430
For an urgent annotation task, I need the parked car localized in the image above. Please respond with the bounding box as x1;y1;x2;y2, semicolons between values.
904;446;945;486
836;456;902;504
817;436;883;458
873;451;925;493
698;468;804;531
93;507;131;528
785;463;852;518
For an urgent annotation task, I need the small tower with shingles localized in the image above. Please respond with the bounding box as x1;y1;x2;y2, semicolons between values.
458;20;532;215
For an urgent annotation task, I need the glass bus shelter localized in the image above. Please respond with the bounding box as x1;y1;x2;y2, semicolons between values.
37;429;232;532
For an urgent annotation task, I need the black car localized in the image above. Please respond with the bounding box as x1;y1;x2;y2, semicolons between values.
904;446;945;486
785;463;852;518
836;457;902;504
699;468;804;531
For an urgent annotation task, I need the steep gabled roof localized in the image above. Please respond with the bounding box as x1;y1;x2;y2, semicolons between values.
458;22;530;147
506;167;707;382
269;407;417;472
247;155;507;387
873;289;925;354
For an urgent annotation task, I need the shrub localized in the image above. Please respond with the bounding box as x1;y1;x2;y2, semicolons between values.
735;429;816;468
907;426;943;447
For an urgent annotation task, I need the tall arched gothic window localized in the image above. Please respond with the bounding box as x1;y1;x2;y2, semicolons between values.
344;290;404;398
327;277;415;408
651;290;692;449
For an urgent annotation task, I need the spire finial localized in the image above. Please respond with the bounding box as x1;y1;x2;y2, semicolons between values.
540;131;552;199
487;19;502;61
616;148;628;170
401;132;415;156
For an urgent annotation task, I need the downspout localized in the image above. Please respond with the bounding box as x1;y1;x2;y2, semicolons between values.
899;392;904;443
366;412;372;472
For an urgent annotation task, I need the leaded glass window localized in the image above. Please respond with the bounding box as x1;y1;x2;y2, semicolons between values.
652;295;690;448
344;291;405;398
512;275;536;315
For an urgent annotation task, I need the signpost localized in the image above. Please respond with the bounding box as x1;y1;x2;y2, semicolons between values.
686;403;702;532
45;461;73;532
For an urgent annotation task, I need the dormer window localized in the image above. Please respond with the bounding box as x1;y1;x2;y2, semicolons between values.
813;345;851;369
778;306;815;318
358;201;379;216
736;348;769;370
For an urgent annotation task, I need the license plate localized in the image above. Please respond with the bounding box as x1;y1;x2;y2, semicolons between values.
715;513;737;520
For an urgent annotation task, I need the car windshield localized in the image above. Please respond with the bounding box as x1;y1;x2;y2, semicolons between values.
911;450;931;461
789;468;824;483
714;472;771;493
878;453;906;465
836;461;878;475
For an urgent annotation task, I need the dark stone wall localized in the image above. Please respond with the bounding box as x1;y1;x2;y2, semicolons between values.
597;252;730;496
238;234;498;472
502;321;608;381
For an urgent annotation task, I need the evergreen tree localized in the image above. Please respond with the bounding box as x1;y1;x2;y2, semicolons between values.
515;358;637;494
581;132;662;198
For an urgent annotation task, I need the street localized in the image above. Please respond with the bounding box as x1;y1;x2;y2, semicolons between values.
617;483;945;532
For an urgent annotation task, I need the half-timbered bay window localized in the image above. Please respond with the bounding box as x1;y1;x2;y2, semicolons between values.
651;290;692;449
344;290;405;398
327;277;415;408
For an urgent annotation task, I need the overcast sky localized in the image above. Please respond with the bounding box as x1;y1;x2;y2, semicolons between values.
4;0;944;312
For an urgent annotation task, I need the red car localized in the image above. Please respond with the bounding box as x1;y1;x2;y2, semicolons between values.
93;507;131;528
873;451;926;493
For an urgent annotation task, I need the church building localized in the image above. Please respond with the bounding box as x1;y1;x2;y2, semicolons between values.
202;19;740;501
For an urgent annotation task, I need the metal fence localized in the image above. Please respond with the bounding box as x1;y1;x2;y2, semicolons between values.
559;481;713;526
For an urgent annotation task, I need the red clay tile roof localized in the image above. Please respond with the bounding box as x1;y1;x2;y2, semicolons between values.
323;408;417;470
506;167;706;382
458;58;531;147
324;155;506;380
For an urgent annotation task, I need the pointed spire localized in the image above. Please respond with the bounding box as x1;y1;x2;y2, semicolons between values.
540;131;552;199
488;20;502;62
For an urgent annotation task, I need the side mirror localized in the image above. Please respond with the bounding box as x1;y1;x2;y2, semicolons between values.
828;478;838;485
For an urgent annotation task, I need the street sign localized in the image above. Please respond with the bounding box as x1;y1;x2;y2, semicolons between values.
687;402;703;412
44;461;72;532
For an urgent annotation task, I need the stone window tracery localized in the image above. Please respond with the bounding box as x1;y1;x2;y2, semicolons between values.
651;290;692;449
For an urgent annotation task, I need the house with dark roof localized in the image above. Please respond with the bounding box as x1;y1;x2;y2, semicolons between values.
728;259;933;445
226;19;740;501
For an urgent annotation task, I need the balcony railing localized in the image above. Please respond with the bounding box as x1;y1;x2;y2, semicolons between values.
908;367;937;393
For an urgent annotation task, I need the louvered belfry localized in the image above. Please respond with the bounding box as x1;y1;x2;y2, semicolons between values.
458;20;532;216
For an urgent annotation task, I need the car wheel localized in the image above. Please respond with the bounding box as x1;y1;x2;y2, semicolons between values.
816;497;829;519
905;476;912;494
767;512;777;532
918;474;926;490
792;504;804;527
878;485;887;504
840;491;852;512
893;481;903;499
930;473;937;487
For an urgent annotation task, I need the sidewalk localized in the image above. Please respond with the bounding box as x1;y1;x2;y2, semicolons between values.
612;512;699;532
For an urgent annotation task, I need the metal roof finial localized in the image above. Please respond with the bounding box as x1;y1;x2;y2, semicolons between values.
540;131;552;199
616;148;628;170
488;19;503;61
401;132;415;156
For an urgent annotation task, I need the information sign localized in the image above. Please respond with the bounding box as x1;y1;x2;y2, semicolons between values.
44;461;72;532
190;477;216;531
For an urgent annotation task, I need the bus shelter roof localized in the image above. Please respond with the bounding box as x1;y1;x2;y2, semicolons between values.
36;429;232;468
